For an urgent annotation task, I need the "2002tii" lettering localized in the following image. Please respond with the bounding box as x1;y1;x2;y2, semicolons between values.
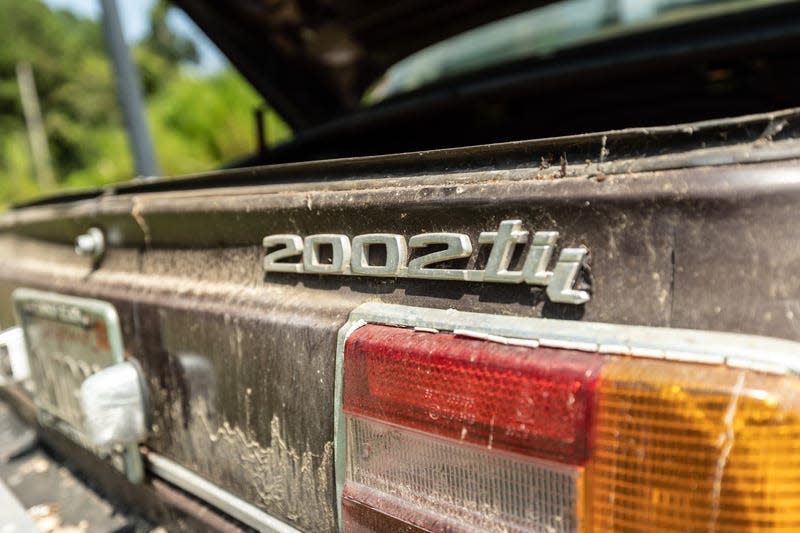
262;220;590;304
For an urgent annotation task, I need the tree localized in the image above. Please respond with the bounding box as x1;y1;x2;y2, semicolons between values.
0;0;290;206
0;0;121;184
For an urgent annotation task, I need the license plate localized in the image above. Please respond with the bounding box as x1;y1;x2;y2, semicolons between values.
13;288;143;482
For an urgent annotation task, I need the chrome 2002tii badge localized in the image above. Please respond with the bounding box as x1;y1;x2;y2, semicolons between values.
262;220;590;305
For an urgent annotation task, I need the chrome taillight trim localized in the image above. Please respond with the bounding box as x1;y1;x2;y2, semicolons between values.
348;303;800;374
145;452;301;533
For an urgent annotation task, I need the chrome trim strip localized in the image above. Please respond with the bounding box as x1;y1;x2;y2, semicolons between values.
333;318;366;532
145;452;300;533
333;302;800;529
350;303;800;374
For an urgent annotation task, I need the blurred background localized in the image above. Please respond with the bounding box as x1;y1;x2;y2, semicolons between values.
0;0;778;209
0;0;290;207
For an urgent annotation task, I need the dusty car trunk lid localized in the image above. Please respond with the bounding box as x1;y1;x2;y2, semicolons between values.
1;110;800;530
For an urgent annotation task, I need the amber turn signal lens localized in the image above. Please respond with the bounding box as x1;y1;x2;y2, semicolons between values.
588;359;800;532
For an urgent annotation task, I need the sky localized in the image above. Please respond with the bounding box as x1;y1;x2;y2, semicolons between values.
42;0;225;72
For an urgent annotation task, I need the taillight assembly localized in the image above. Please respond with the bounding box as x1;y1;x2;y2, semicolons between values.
335;304;800;533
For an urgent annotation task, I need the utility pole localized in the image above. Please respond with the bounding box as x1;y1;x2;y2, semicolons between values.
16;62;56;190
100;0;159;178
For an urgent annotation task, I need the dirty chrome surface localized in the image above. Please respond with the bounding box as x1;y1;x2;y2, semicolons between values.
146;451;300;532
263;222;590;304
0;111;798;529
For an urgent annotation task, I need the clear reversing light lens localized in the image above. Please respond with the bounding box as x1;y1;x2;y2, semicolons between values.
344;417;581;533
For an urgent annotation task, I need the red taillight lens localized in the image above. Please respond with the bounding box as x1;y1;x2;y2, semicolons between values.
343;325;604;464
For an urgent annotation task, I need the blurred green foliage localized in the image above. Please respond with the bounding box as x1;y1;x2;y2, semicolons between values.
0;0;290;207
